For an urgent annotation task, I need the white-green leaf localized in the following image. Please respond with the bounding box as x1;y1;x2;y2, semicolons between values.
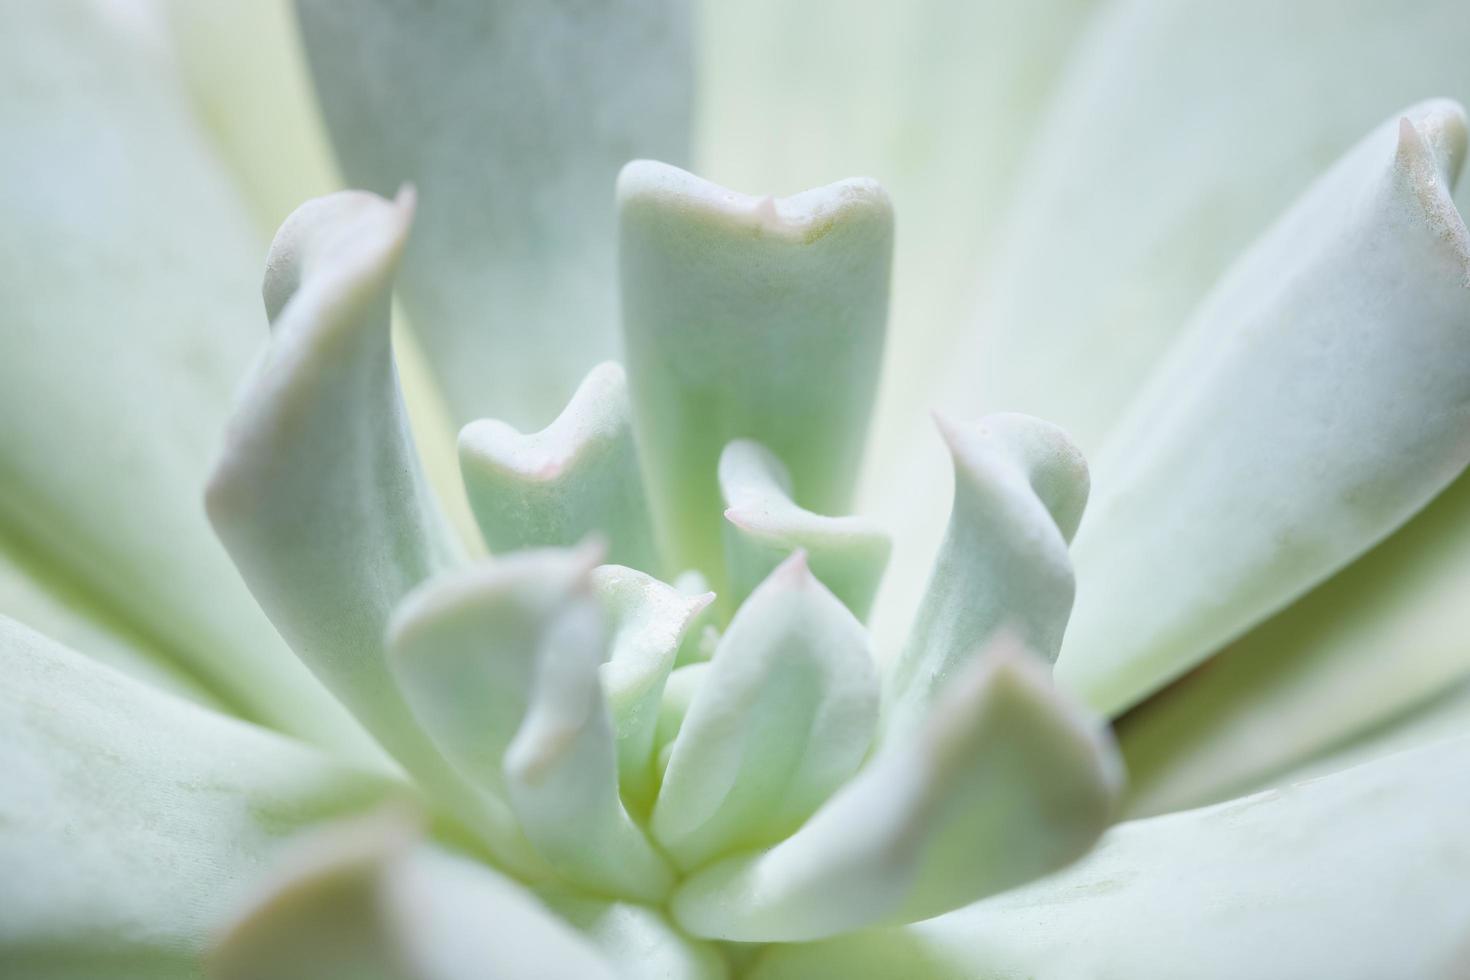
752;734;1470;980
653;553;879;871
697;0;1103;495
460;362;659;572
504;594;674;901
0;617;401;979
1058;101;1470;716
538;889;729;980
884;414;1088;744
211;812;616;980
618;160;893;587
0;0;367;754
948;0;1470;454
387;547;602;875
1120;475;1470;815
671;637;1120;942
720;439;891;620
294;0;692;428
206;190;536;867
592;564;714;814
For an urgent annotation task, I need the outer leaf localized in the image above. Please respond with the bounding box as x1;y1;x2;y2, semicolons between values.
950;0;1470;452
0;534;217;709
162;0;337;231
0;0;366;753
1120;468;1470;814
719;439;891;620
670;638;1120;942
752;735;1470;980
653;554;878;871
294;0;692;428
207;190;535;868
504;594;674;901
618;161;893;586
211;813;616;980
460;362;659;572
0;617;401;979
1058;102;1470;715
884;414;1087;743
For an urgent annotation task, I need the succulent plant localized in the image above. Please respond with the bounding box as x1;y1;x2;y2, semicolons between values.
5;2;1470;979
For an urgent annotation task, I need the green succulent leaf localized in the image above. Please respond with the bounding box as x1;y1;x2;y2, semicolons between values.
652;553;879;871
210;811;616;980
1059;101;1470;716
0;617;401;979
504;592;675;902
0;0;368;756
751;734;1470;980
460;362;660;572
884;413;1088;743
293;0;692;428
617;160;893;589
670;637;1120;942
1122;458;1470;814
592;564;714;813
206;189;545;867
719;439;891;620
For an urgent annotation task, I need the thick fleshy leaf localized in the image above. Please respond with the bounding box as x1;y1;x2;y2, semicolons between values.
0;534;217;709
696;0;1103;496
949;0;1470;453
0;0;367;753
1058;102;1470;716
1120;474;1470;814
654;662;710;780
294;0;692;428
387;547;603;874
0;617;402;979
460;362;659;572
752;735;1470;980
653;553;879;871
504;594;674;901
206;190;538;867
720;439;891;620
539;890;729;980
884;414;1088;743
592;565;714;813
670;638;1120;942
211;812;615;980
162;0;337;231
618;161;893;587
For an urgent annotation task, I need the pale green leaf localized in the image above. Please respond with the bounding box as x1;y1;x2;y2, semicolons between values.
1120;469;1470;815
1058;102;1470;715
294;0;692;428
0;0;367;754
884;414;1087;744
504;593;674;901
753;735;1470;980
538;889;729;980
211;812;615;980
653;553;879;871
719;439;891;620
460;362;659;573
671;637;1120;942
0;616;401;979
388;547;608;876
592;564;713;814
206;190;536;868
618;160;893;588
949;0;1470;453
